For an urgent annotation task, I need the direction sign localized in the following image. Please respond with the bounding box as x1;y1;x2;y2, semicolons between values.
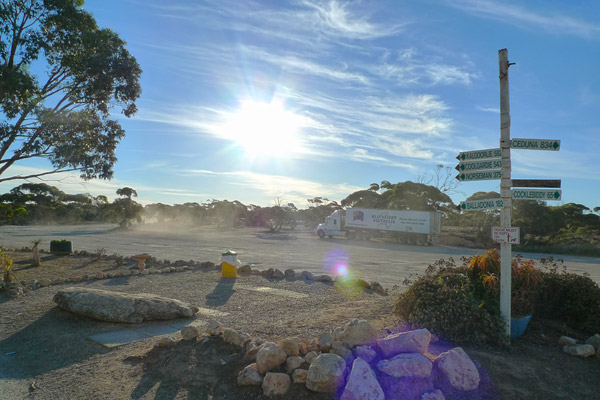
511;138;560;151
512;179;561;188
492;227;520;244
455;159;502;172
456;169;502;181
456;148;502;161
512;189;562;201
459;198;503;211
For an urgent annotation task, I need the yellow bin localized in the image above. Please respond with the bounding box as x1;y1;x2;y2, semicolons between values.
220;250;239;278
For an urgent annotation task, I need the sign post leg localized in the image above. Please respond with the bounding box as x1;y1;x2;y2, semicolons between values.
499;49;512;338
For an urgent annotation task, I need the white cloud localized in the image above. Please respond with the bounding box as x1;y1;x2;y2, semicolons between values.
448;0;600;38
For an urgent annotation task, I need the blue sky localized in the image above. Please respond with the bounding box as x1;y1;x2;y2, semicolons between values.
3;0;600;209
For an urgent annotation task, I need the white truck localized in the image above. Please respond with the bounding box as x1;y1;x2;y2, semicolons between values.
315;208;442;245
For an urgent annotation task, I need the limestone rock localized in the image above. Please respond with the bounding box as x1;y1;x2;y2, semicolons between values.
307;339;320;353
180;325;201;340
245;341;263;362
377;353;433;378
284;269;295;278
318;332;333;352
256;342;288;374
317;274;333;282
371;282;386;294
38;278;52;287
279;337;301;356
262;372;291;396
206;320;223;336
331;341;354;363
238;265;251;275
238;363;263;386
585;334;600;350
305;351;319;365
53;287;199;323
558;336;577;346
301;271;314;280
272;269;284;279
378;329;431;357
422;389;445;400
434;347;480;391
356;279;371;290
353;345;377;363
306;353;347;393
223;328;251;348
338;319;378;348
286;355;305;374
292;368;308;383
340;357;384;400
563;344;596;358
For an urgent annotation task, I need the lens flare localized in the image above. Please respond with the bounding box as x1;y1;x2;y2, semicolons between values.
323;249;363;297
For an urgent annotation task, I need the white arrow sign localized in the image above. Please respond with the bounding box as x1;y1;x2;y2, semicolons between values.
459;198;504;211
456;148;502;161
456;159;503;172
456;169;502;181
512;189;562;201
511;138;560;151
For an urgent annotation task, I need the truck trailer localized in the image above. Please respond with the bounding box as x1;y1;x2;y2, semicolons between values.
315;208;441;245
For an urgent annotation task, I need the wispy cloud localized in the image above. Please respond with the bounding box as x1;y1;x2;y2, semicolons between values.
477;106;499;113
448;0;600;38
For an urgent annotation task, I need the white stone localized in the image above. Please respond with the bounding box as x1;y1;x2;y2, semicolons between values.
256;342;288;374
421;389;445;400
278;337;301;356
377;353;433;378
292;368;308;383
352;345;377;363
340;357;384;400
378;328;431;357
318;332;333;352
262;372;290;396
180;325;200;340
563;344;596;358
156;337;176;348
338;319;378;348
223;328;251;347
237;363;263;386
286;355;305;374
558;336;577;346
585;334;600;350
434;347;480;391
206;320;223;336
306;353;347;393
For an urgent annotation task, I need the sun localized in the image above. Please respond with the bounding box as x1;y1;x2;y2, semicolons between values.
220;100;305;158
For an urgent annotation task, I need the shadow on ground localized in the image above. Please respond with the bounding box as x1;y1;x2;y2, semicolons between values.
205;278;236;306
0;307;112;379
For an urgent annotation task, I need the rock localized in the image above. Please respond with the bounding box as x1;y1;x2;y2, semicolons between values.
298;341;308;355
356;279;371;290
245;341;263;361
558;336;577;346
286;355;305;373
340;357;384;400
94;272;105;279
585;334;600;350
318;332;333;352
377;353;433;378
251;269;262;276
223;328;251;347
272;269;285;279
430;333;440;344
434;347;480;391
307;339;320;353
306;353;347;393
238;265;251;275
337;319;378;348
262;372;291;396
563;344;596;358
53;287;199;323
371;282;386;294
200;261;215;268
262;268;274;278
279;337;300;356
317;274;333;282
422;389;445;400
180;325;201;340
305;351;319;365
206;320;223;336
353;345;377;363
292;368;308;383
284;269;295;278
256;342;288;374
38;278;51;288
156;337;177;348
238;363;263;386
378;328;431;357
301;271;314;280
331;341;354;363
333;327;344;341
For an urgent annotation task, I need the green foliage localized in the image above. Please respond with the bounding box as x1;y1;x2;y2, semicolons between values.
395;260;507;345
1;248;15;282
0;0;141;183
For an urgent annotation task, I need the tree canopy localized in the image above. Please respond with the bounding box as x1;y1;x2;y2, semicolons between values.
0;0;141;183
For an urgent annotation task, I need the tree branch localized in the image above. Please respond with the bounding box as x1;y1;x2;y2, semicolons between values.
0;167;80;183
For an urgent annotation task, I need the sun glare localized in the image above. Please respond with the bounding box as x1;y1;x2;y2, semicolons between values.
220;100;304;158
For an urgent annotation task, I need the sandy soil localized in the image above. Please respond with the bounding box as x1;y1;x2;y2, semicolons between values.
1;249;599;399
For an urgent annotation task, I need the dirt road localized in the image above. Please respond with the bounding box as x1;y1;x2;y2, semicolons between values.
1;224;598;287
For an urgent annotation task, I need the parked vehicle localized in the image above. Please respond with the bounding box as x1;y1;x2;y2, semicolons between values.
315;208;441;245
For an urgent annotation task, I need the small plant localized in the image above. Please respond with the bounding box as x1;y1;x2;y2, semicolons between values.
95;247;107;260
1;249;15;283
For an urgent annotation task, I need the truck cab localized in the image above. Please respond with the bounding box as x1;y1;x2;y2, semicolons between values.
315;209;344;239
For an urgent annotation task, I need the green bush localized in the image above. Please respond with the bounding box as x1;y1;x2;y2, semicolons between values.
395;266;507;345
